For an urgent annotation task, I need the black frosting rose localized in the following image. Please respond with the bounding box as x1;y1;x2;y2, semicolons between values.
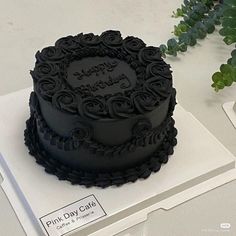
52;90;77;113
131;90;158;113
36;46;65;62
33;62;59;79
146;62;172;79
55;35;82;51
79;33;101;46
100;30;123;47
107;95;134;118
146;77;172;98
79;96;107;119
71;122;93;141
36;77;62;101
123;36;146;54
132;119;152;137
138;46;162;65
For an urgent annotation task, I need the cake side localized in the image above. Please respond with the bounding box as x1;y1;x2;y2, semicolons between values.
25;95;177;187
29;90;176;172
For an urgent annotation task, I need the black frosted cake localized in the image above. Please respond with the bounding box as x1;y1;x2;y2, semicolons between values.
24;30;177;188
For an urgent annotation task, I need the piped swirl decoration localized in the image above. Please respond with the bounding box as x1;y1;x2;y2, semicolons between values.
123;36;146;53
132;90;158;113
107;95;134;118
32;30;174;119
79;33;101;46
36;46;65;62
100;30;123;47
146;77;172;98
138;46;162;65
146;62;172;79
52;90;77;113
132;119;152;137
55;35;82;52
78;96;107;119
36;77;62;101
71;122;93;142
34;62;59;77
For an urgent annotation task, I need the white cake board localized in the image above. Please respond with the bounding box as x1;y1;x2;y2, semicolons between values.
222;101;236;129
0;88;235;236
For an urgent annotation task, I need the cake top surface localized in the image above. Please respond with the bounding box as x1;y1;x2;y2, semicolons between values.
31;30;173;120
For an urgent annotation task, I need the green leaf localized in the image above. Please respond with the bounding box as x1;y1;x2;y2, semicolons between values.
219;27;236;37
231;49;236;58
178;43;188;52
208;8;222;25
181;4;188;14
188;28;198;39
195;22;207;32
223;8;236;17
223;73;233;86
194;3;208;15
223;35;236;45
167;38;179;51
159;44;167;57
222;17;236;28
216;81;225;89
206;24;215;34
189;36;197;46
184;16;196;27
188;12;202;21
197;29;207;39
224;0;236;7
194;22;207;39
227;58;232;64
177;8;184;16
211;83;216;88
220;64;232;74
179;33;191;45
174;25;182;37
204;21;215;34
215;61;236;87
215;5;224;17
208;10;216;18
231;56;236;66
212;72;223;83
172;8;184;18
179;23;189;32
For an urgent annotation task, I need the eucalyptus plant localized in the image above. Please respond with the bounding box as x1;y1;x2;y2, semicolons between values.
212;0;236;91
160;0;236;91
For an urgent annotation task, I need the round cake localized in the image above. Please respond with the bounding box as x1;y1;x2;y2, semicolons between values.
24;30;177;188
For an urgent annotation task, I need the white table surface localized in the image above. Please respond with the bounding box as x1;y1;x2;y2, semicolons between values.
0;0;236;235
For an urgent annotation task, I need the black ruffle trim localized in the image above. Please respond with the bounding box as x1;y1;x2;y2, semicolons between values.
24;115;177;188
